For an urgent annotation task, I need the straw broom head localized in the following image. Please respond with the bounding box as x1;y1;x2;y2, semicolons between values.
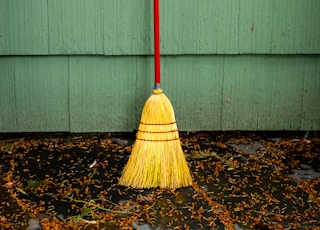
119;89;193;189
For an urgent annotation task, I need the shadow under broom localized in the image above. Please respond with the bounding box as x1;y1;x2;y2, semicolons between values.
118;0;193;189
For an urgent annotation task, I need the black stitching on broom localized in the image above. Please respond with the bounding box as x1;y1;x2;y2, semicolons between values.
140;121;176;125
136;137;180;142
138;129;178;134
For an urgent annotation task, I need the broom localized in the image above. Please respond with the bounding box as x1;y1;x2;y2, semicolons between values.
118;0;193;189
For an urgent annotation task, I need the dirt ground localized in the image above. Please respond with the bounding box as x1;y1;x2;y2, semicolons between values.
0;131;319;230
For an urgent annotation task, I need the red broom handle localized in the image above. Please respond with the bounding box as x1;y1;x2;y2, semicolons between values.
154;0;161;87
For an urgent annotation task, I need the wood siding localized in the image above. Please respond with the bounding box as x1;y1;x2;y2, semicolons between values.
0;0;319;132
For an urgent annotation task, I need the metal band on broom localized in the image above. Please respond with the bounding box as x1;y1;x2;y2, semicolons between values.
119;0;193;189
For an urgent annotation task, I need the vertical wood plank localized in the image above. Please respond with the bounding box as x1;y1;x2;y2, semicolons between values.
1;55;320;132
222;56;262;130
161;0;239;54
103;0;152;55
48;0;104;54
134;57;154;126
0;0;48;54
0;58;18;132
239;0;320;54
69;57;137;132
15;57;69;132
0;0;319;55
301;58;320;130
255;57;302;130
163;56;224;130
269;0;300;53
238;0;274;53
222;56;305;130
270;0;320;54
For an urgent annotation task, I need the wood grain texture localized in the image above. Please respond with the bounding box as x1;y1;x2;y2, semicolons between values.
2;55;319;132
14;57;69;132
0;58;17;132
69;57;138;132
239;0;320;54
48;0;104;54
103;0;152;55
221;56;304;130
300;58;320;130
162;56;224;130
0;0;319;55
0;0;48;54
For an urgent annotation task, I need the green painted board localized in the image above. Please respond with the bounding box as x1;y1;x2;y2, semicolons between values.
14;57;69;132
162;56;224;130
1;0;319;55
301;58;320;130
48;0;104;54
69;57;138;132
239;0;320;54
1;0;319;132
160;0;240;54
104;0;153;55
161;55;320;131
0;58;17;132
221;56;305;130
0;0;48;54
0;55;319;132
269;0;320;54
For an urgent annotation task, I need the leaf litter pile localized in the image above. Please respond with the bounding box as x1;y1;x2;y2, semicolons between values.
0;132;319;229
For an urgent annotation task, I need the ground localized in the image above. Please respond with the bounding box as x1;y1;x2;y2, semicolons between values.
0;131;319;230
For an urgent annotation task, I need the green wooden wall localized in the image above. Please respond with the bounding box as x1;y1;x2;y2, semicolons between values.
1;0;319;132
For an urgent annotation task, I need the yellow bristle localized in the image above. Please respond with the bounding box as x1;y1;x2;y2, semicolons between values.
118;90;193;189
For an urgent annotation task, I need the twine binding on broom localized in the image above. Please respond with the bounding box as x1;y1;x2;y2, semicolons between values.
119;89;193;189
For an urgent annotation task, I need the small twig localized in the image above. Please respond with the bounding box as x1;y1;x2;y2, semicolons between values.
88;168;97;179
65;195;131;214
89;160;97;169
98;195;120;207
15;187;28;195
80;219;97;224
252;210;287;217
